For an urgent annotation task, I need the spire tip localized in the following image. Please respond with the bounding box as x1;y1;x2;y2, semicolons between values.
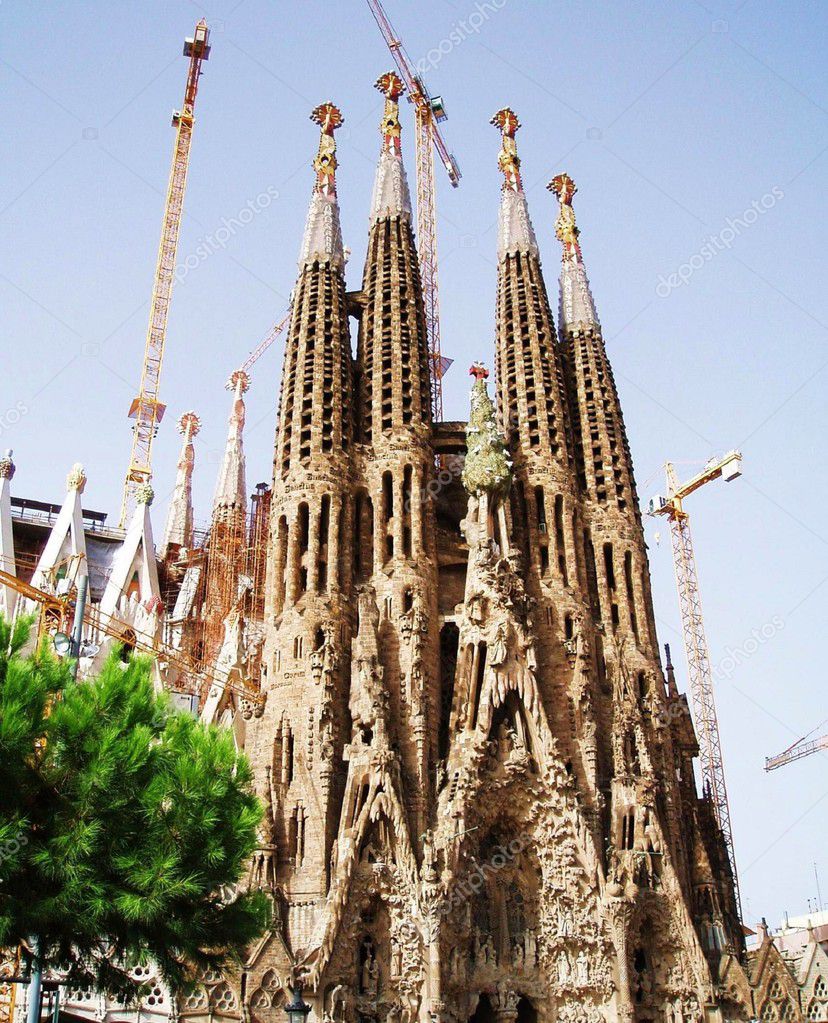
491;108;522;191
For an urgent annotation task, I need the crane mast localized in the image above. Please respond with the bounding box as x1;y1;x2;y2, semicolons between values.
366;0;460;421
120;20;211;527
650;450;743;917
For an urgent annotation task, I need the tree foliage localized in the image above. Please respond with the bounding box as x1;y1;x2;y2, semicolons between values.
0;616;269;997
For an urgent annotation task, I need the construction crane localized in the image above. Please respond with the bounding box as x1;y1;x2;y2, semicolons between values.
766;720;828;771
366;0;461;421
120;20;211;527
236;309;291;377
649;450;743;916
0;568;260;707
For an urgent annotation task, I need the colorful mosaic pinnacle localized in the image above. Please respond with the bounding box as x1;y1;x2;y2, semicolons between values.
310;101;344;195
375;71;405;153
549;171;582;258
491;106;523;191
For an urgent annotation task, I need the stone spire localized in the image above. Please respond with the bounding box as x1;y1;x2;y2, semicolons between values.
203;371;250;664
29;463;88;597
161;411;200;560
358;78;430;442
550;171;657;656
491;107;538;260
491;110;576;593
101;483;162;628
369;71;412;223
298;102;345;270
548;172;599;331
213;371;248;515
276;102;353;478
0;451;17;619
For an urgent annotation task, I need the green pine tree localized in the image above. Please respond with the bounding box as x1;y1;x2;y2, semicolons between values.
0;616;269;998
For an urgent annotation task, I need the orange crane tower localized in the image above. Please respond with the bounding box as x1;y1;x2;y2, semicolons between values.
366;0;461;421
649;450;744;917
120;21;211;527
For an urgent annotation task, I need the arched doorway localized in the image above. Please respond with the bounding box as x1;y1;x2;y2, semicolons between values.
469;993;497;1023
516;996;537;1023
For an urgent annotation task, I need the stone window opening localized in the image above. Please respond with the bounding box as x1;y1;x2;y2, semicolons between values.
554;493;567;584
289;803;306;864
603;542;616;590
318;494;330;592
382;471;394;563
470;640;488;731
621;808;636;851
439;622;459;760
584;530;601;617
402;464;413;557
625;550;639;640
354;491;374;584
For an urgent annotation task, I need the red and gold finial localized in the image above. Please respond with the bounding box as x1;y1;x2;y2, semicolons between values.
548;172;581;259
375;72;405;153
227;369;251;396
469;361;489;382
310;102;344;195
490;107;522;191
177;411;202;438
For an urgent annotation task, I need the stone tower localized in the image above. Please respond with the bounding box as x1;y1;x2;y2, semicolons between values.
239;96;746;1023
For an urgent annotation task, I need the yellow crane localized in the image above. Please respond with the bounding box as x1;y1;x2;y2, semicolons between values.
120;21;211;527
649;450;743;916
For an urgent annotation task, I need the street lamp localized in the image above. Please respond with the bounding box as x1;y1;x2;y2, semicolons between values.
284;984;311;1023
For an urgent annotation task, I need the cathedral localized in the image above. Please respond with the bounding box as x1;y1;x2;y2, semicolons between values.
2;72;755;1023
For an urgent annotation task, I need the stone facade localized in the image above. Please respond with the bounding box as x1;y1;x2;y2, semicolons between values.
231;97;746;1023
3;87;754;1023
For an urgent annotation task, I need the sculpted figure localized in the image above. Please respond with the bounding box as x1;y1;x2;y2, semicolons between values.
491;621;509;667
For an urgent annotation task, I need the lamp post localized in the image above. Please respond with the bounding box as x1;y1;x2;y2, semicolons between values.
284;984;311;1023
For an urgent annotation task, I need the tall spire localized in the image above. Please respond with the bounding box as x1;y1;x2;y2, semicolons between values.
548;172;599;330
357;79;430;441
161;411;200;560
370;72;412;222
298;102;345;269
276;101;353;478
213;371;248;513
491;107;538;260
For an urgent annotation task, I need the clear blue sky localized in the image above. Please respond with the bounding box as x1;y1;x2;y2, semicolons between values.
1;0;826;928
